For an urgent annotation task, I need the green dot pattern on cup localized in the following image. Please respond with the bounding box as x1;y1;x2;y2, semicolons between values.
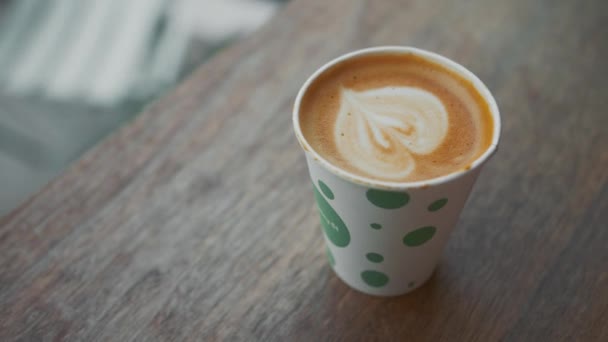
318;180;334;200
408;281;415;288
428;198;448;212
361;270;389;287
326;247;335;267
370;223;382;230
366;253;384;263
313;183;351;247
366;189;409;209
403;226;437;247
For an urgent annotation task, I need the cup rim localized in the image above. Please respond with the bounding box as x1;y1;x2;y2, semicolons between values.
293;46;501;190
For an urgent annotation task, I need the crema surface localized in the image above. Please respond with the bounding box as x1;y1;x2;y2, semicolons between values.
299;53;493;182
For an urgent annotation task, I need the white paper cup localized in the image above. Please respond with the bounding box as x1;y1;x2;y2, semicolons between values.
293;46;501;296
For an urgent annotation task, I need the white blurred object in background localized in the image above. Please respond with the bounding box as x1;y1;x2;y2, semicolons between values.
0;0;281;216
176;0;276;41
0;0;279;106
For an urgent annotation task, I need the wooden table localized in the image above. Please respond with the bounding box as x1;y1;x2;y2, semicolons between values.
1;0;607;340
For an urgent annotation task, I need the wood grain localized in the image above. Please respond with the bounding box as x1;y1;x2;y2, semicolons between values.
1;0;607;340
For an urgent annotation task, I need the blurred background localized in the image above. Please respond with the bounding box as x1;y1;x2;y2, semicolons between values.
0;0;287;216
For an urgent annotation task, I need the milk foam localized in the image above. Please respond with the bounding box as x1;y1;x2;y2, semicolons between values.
298;52;494;182
334;87;448;180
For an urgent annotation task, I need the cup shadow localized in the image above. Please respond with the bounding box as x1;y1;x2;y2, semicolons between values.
312;266;476;340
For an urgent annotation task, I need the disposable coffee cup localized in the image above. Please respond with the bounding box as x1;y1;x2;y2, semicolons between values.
293;47;501;296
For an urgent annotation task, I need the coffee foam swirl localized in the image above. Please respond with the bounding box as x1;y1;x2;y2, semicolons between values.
334;87;448;180
298;52;494;182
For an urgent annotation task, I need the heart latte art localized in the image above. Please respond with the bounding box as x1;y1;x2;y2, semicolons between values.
298;52;493;182
335;87;448;180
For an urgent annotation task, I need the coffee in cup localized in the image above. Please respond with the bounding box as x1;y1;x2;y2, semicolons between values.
298;52;493;182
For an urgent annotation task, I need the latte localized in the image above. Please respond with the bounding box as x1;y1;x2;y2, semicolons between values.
298;51;493;182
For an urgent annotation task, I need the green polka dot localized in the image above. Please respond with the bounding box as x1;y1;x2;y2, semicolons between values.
313;186;350;247
403;226;437;246
366;253;384;263
366;189;409;209
318;180;334;200
361;270;389;287
408;281;415;288
326;247;335;267
428;198;448;211
370;223;382;230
